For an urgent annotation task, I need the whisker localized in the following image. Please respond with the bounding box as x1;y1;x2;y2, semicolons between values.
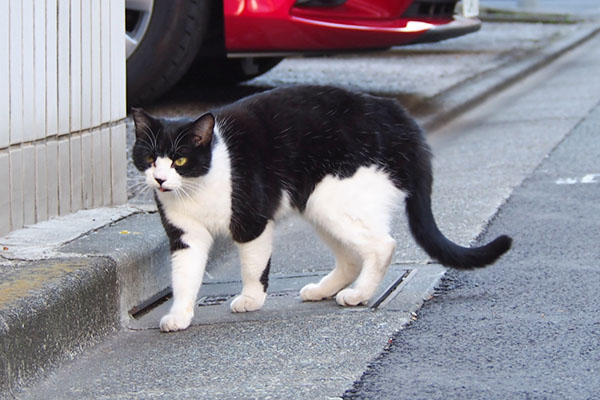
136;122;157;146
129;184;154;203
173;189;183;202
172;126;192;154
176;186;195;202
136;139;155;152
179;185;199;199
134;122;159;154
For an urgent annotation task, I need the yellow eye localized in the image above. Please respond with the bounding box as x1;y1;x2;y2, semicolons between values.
174;157;188;167
145;156;154;164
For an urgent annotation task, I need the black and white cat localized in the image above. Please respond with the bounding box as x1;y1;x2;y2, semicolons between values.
132;85;511;332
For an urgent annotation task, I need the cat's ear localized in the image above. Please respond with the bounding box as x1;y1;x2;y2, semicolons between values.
190;113;215;147
131;108;156;140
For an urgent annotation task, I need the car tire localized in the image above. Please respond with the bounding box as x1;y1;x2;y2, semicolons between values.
183;57;283;87
126;0;211;106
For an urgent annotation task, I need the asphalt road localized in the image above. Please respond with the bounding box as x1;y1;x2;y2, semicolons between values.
344;28;600;400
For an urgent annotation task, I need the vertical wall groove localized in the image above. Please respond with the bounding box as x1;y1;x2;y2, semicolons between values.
1;0;127;236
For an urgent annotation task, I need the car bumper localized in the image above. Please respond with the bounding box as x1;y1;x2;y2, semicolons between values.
225;1;481;54
407;15;481;45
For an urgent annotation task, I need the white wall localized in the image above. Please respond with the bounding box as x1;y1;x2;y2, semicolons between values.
1;0;127;236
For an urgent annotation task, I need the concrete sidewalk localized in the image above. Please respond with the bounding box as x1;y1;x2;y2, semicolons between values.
2;15;599;399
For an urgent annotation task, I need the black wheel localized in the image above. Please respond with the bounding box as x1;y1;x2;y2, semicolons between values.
126;0;211;106
183;57;283;87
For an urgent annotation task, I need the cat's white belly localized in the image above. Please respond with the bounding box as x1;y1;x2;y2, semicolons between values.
274;190;294;220
303;165;406;242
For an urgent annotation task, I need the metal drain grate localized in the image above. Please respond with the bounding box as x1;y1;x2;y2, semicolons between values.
130;268;412;320
131;288;301;319
129;287;172;319
197;294;236;307
196;290;298;307
369;269;412;309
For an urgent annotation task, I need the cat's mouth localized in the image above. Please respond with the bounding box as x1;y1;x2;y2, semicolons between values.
158;187;172;193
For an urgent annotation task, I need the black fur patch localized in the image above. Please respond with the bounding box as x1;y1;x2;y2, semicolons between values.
260;258;271;292
214;86;426;243
155;194;188;253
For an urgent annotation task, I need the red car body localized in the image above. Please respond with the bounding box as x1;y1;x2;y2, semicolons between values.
224;0;480;53
126;0;480;104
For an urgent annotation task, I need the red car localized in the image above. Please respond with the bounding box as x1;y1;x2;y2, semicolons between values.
126;0;480;105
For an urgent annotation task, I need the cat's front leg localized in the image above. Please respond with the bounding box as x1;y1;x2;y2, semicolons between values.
231;221;274;313
160;228;213;332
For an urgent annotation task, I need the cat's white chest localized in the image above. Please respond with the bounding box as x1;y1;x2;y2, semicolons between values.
158;140;233;237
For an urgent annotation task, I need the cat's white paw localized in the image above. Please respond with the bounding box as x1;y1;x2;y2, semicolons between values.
336;288;369;307
159;312;192;332
230;293;266;313
300;283;328;301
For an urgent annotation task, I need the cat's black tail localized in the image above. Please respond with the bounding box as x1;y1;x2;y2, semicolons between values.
405;179;512;269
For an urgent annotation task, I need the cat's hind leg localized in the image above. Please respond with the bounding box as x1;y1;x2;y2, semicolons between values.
231;221;274;312
300;228;361;301
302;166;402;306
335;235;396;306
304;227;396;307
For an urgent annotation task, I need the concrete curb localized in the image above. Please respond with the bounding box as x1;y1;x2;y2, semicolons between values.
0;256;119;397
418;22;600;131
58;212;171;325
479;7;582;24
0;210;169;397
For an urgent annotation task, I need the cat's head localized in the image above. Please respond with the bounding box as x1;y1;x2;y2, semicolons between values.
131;108;215;193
